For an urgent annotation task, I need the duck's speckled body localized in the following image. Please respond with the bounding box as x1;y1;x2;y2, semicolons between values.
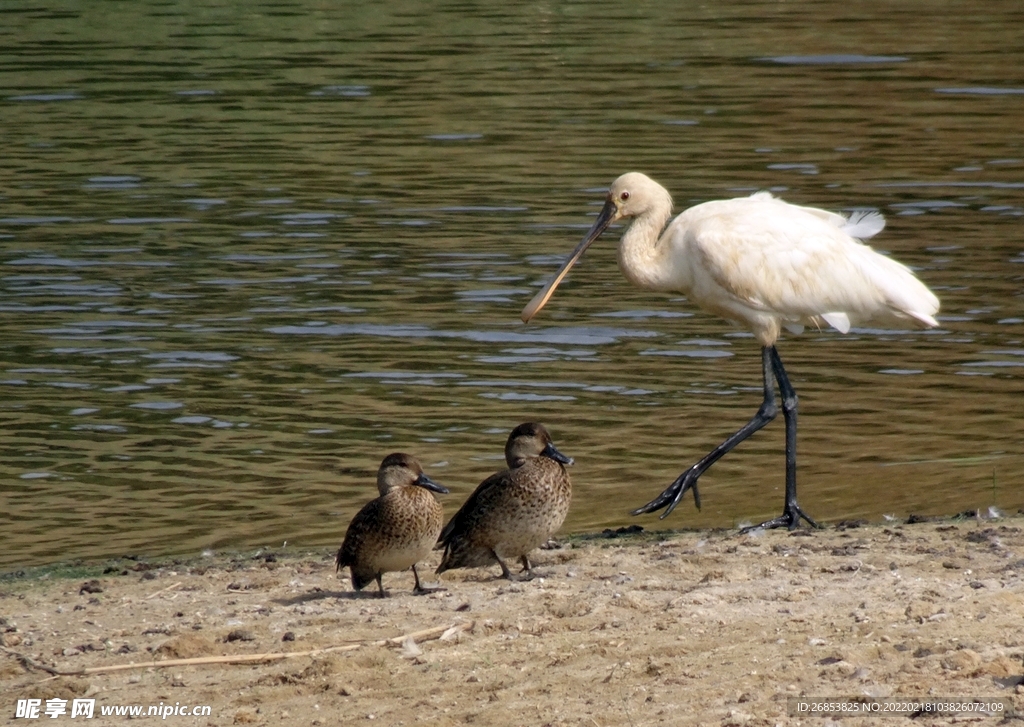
336;453;448;597
436;423;572;579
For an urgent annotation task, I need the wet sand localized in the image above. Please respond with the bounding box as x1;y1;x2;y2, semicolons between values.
2;516;1023;726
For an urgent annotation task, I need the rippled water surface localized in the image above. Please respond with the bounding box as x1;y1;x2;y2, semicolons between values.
3;1;1023;568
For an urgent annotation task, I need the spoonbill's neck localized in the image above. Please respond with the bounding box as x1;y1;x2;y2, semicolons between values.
617;203;676;291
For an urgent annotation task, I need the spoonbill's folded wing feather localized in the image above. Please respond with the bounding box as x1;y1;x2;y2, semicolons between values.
679;196;938;335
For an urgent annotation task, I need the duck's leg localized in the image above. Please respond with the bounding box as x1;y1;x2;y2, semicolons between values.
411;563;445;594
632;347;780;518
492;551;536;581
374;574;387;598
514;554;538;580
746;347;819;531
492;550;513;579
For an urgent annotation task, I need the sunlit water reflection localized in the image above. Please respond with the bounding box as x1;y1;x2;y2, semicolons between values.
2;0;1023;568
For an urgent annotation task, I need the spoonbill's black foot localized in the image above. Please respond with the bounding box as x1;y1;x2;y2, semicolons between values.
630;468;702;518
743;504;820;532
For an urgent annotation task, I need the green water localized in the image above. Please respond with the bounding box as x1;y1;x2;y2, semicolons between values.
2;0;1023;568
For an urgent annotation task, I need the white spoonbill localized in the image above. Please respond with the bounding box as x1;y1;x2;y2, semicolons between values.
521;172;939;530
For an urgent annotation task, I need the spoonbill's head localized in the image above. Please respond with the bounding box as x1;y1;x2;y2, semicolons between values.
521;172;671;322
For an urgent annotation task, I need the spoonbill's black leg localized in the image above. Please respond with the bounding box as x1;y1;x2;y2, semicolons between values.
632;345;819;530
632;347;780;518
745;347;819;531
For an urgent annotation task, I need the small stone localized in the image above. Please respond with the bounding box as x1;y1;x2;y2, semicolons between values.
224;629;255;643
400;636;422;659
941;649;982;672
722;708;754;725
232;708;257;724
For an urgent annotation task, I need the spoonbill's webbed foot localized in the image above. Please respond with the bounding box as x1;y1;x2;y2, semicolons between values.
630;466;702;518
743;502;820;532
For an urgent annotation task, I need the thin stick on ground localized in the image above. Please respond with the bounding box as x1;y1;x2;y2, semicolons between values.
2;622;473;679
145;581;182;599
0;646;65;676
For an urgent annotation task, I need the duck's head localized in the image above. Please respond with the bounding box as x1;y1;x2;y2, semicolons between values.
376;453;449;496
504;422;574;469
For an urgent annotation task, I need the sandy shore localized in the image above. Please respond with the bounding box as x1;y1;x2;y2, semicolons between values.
2;516;1023;726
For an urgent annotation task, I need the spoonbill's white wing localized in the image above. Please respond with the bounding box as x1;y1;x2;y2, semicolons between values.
674;195;938;337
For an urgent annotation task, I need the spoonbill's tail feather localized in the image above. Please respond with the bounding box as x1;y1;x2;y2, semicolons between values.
867;254;940;329
841;210;886;240
906;309;940;329
820;312;851;334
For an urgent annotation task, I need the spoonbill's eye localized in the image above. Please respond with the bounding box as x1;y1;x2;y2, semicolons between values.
620;191;630;201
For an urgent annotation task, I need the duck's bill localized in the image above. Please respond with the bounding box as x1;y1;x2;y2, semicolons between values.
520;198;619;322
542;441;574;467
416;473;450;494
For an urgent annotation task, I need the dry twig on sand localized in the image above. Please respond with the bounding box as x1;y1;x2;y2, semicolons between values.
2;622;473;680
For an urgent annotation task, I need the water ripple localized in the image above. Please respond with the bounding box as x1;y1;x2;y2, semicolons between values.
935;87;1024;95
760;54;908;64
267;323;658;346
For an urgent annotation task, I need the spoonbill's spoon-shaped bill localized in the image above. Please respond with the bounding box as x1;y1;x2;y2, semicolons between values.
521;200;619;323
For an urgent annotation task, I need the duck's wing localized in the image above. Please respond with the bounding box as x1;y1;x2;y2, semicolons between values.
437;469;509;546
336;498;384;570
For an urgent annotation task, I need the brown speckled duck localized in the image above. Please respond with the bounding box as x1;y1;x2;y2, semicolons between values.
336;453;449;597
436;423;573;580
